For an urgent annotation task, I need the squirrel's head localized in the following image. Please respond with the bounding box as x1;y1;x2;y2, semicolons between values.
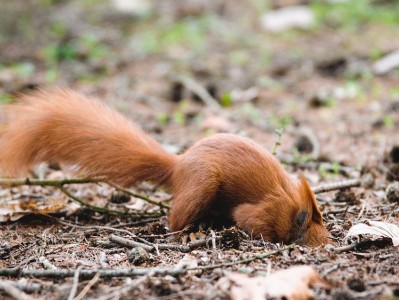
232;174;331;246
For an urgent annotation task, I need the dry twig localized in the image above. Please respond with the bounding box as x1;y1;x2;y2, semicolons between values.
110;235;155;252
332;240;378;253
39;256;57;270
312;178;361;194
191;243;295;270
0;280;34;300
178;76;222;112
0;244;294;279
109;234;194;253
97;276;148;300
272;128;283;156
74;272;101;300
68;266;82;300
107;181;171;209
211;230;218;263
0;177;164;218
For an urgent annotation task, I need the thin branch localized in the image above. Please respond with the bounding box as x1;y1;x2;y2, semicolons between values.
109;235;155;252
332;239;382;253
211;230;217;263
59;186;162;219
44;216;158;248
138;228;188;238
0;280;35;300
112;218;162;228
272;128;283;156
97;275;149;300
39;256;57;270
312;178;361;194
45;215;143;237
189;243;295;270
0;267;185;279
178;76;222;112
107;182;170;209
74;273;101;300
0;177;101;187
68;266;82;300
0;177;164;219
109;234;193;253
0;244;295;279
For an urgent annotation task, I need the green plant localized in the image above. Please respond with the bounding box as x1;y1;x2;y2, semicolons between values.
229;50;251;65
172;111;186;125
311;0;399;28
132;15;214;56
0;93;12;104
239;103;263;125
44;43;77;63
14;62;35;77
43;34;109;65
269;115;292;129
157;113;169;125
50;21;68;38
80;34;109;60
170;100;190;125
220;92;232;107
290;148;314;164
389;87;399;98
45;68;58;83
319;162;341;178
383;115;394;128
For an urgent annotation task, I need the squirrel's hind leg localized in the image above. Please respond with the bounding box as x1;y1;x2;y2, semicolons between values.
169;174;219;231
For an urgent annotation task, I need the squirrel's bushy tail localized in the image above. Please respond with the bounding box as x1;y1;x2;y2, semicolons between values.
0;88;177;186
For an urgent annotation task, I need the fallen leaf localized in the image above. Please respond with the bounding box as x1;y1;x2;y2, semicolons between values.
176;254;198;269
231;87;259;102
175;254;199;275
112;0;152;16
260;6;315;32
372;50;399;75
0;197;67;223
345;220;399;246
217;266;330;300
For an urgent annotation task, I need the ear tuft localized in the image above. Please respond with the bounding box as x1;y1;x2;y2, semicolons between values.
299;174;323;224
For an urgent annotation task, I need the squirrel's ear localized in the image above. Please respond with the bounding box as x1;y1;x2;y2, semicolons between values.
299;174;323;224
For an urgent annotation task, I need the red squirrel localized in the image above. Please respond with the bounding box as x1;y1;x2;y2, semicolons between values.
0;88;330;246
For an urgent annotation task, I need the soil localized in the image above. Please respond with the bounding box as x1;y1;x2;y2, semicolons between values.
0;1;398;299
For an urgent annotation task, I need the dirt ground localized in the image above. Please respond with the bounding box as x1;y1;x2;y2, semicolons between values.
0;1;398;299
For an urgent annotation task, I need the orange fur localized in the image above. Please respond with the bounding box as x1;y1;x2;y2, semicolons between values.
0;88;330;246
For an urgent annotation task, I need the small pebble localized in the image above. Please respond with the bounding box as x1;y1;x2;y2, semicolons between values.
335;190;358;205
361;173;375;188
390;145;399;163
128;246;150;265
347;278;366;292
386;182;399;203
332;290;355;300
387;164;399;181
295;135;313;154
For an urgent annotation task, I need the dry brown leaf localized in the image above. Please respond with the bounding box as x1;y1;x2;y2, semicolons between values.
217;266;330;300
0;197;67;222
346;220;399;246
125;199;148;211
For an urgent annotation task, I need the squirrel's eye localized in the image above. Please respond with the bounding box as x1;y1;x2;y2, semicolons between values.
295;210;308;228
